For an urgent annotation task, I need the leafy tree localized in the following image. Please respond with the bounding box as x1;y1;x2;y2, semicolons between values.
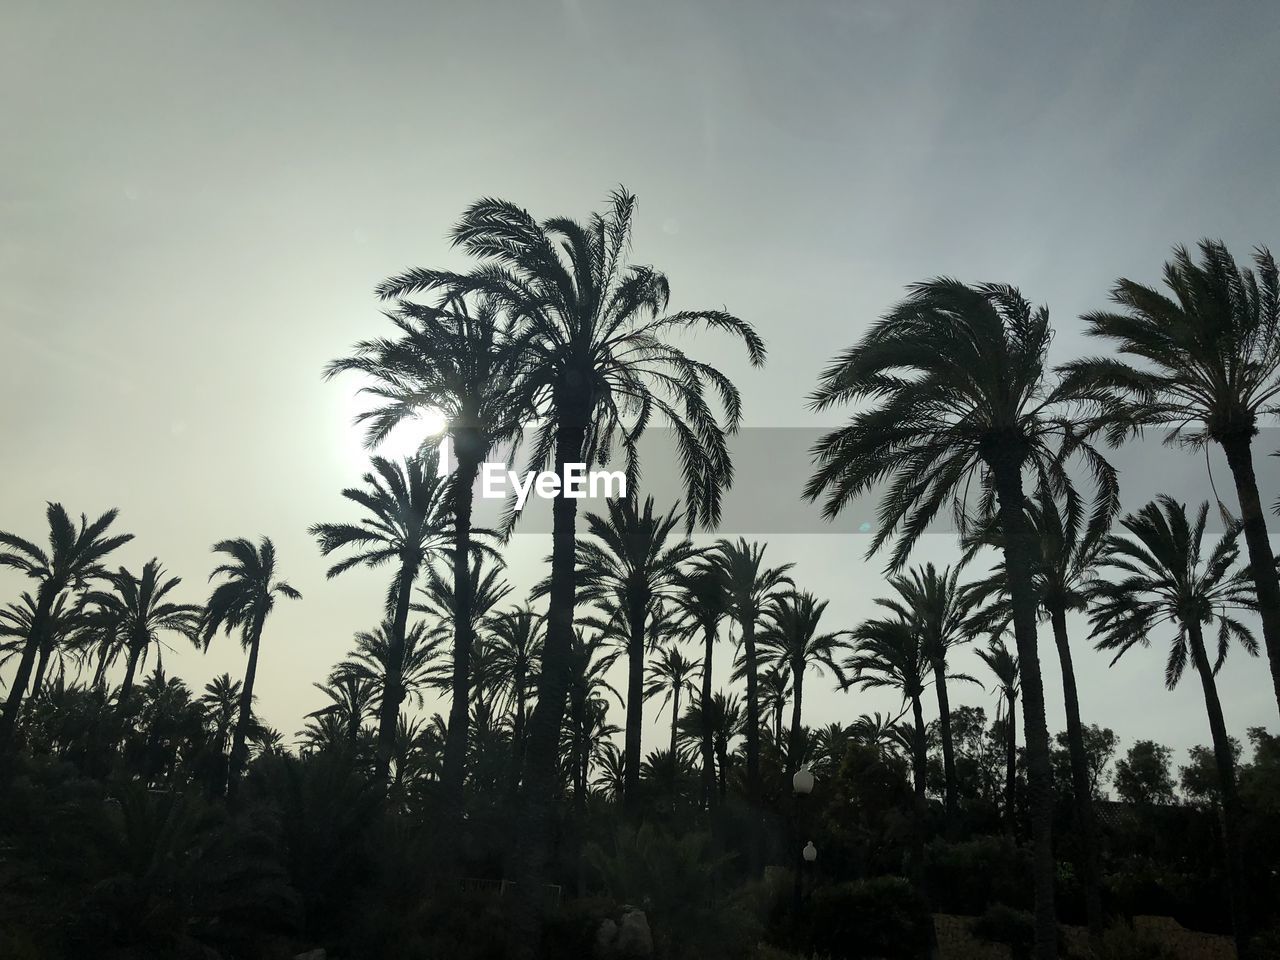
201;537;302;799
711;538;793;807
0;504;132;760
381;189;765;950
1051;724;1117;801
575;496;692;805
879;563;976;835
645;645;702;758
806;280;1116;958
310;455;450;783
977;638;1021;829
757;590;848;774
1090;496;1258;955
329;291;527;811
1059;240;1280;716
1180;739;1243;807
1113;740;1176;807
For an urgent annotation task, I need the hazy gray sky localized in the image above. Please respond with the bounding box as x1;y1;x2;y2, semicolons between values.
4;0;1280;785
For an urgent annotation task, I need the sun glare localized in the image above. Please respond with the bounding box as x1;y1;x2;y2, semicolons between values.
344;389;448;467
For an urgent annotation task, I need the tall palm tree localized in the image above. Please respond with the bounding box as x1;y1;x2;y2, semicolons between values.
376;189;765;948
672;561;728;807
644;645;702;756
310;455;451;782
759;666;792;744
199;673;242;763
976;637;1020;832
1089;496;1258;957
200;537;301;799
562;631;620;817
80;560;202;709
806;280;1117;958
329;291;527;807
575;496;692;804
712;538;793;806
756;590;848;775
677;690;743;799
0;592;81;705
964;489;1106;939
878;563;975;835
487;604;544;789
0;504;132;759
1059;241;1280;717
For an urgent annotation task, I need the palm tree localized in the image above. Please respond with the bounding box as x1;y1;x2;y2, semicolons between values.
487;604;544;789
644;645;702;756
878;563;975;835
0;504;132;759
345;620;444;721
308;673;377;749
200;537;301;799
1059;241;1280;717
575;496;692;804
756;590;848;775
806;280;1117;958
850;711;908;756
1089;496;1258;957
677;690;743;800
80;560;202;709
976;637;1021;832
712;538;793;806
199;673;242;763
759;666;792;744
0;592;81;706
562;631;620;817
329;291;527;808
672;561;728;807
845;617;932;805
965;489;1106;938
376;190;765;947
310;455;451;782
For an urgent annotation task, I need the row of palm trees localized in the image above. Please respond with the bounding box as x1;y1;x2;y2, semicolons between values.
4;179;1279;958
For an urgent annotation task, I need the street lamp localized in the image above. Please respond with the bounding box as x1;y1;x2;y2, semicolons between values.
792;765;815;920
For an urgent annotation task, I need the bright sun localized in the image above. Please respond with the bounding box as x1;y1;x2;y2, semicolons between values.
343;387;448;467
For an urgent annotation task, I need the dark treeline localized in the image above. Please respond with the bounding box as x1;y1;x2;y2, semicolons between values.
1;191;1279;960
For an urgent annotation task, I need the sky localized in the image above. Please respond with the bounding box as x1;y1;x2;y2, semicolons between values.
3;0;1280;789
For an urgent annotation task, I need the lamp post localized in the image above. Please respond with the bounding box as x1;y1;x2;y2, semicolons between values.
792;764;814;920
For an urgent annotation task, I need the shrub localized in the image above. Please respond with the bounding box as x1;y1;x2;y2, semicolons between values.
1092;922;1178;960
925;835;1031;914
803;876;932;960
970;904;1035;960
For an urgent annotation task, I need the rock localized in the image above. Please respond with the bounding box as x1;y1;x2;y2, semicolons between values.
615;908;653;958
593;917;619;959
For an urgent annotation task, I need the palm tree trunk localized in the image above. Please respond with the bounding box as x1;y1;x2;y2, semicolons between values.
1004;691;1018;835
510;669;527;795
788;657;805;774
670;684;680;757
932;660;958;838
227;611;266;802
1187;620;1252;959
443;450;481;804
990;457;1058;960
700;622;716;808
506;410;588;960
1003;691;1013;834
623;605;646;808
742;614;761;799
0;585;54;759
118;637;144;707
1049;606;1103;946
1220;433;1280;719
910;694;928;802
376;556;420;783
716;731;728;799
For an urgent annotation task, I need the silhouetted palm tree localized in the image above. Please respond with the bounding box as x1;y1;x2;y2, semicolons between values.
806;280;1117;958
712;538;793;806
80;560;202;710
0;504;132;759
377;189;765;948
310;455;450;782
487;603;544;789
201;537;301;799
965;488;1106;939
645;645;702;757
308;672;377;749
758;666;792;744
878;563;975;835
1060;241;1280;717
575;496;692;804
1090;496;1258;957
346;620;444;721
678;690;742;800
0;591;80;705
672;560;728;807
330;291;527;809
199;673;242;767
976;637;1020;832
757;590;848;775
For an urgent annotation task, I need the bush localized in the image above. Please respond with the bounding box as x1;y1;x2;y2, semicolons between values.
1093;922;1178;960
925;835;1031;914
803;876;932;960
971;904;1035;959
